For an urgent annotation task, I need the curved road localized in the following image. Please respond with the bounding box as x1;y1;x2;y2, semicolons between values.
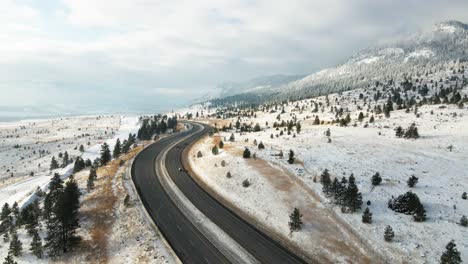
131;122;309;264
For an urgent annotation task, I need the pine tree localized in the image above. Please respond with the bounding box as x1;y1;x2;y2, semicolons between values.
288;208;303;232
243;148;251;158
1;203;11;221
362;207;372;224
296;122;301;133
369;115;375;123
345;174;362;212
113;139;121;158
79;145;84;152
313;116;320;125
462;192;467;200
3;252;17;264
320;169;332;196
358;112;364;122
384;225;394;242
11;202;19;218
9;231;22;257
43;173;63;221
219;141;224;149
61;151;69;168
440;240;462;264
46;176;81;256
212;146;219;155
395;126;404;138
253;123;261;132
407;175;419;187
121;139;130;154
30;229;43;258
73;157;85;173
258;141;265;150
388;191;426;222
287;150;295;164
50;156;59;170
87;169;97;192
460;215;467;227
371;172;382;187
100;142;111;166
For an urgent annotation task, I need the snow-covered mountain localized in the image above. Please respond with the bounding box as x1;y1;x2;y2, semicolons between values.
208;20;468;105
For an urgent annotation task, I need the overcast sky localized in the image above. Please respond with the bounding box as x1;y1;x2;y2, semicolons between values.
1;0;468;112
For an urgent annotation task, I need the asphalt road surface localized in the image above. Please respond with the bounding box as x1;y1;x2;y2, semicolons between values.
132;122;309;264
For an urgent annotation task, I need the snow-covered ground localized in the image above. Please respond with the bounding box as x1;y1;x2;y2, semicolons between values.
0;115;139;210
0;115;177;263
187;89;468;262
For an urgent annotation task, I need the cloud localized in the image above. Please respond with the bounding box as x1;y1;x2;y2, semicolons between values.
1;0;468;110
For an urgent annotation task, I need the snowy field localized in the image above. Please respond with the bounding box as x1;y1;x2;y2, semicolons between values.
187;89;468;263
0;115;177;263
0;115;138;209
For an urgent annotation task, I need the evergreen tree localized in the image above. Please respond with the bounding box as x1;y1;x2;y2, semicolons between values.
388;191;426;222
72;157;85;173
229;133;235;142
320;169;332;196
212;146;219;155
9;231;22;257
87;169;97;192
100;143;111;166
345;174;362;212
258;141;265;150
369;115;375;123
3;231;9;243
288;208;303;232
46;176;81;255
296;122;301;133
287;150;295;164
440;240;462;264
11;202;19;218
358;112;364;122
3;253;17;264
253;123;261;132
121;139;129;154
1;203;11;221
407;175;419;187
61;151;69;168
43;173;63;221
371;172;382;187
218;141;224;149
404;123;419;139
461;192;467;200
79;145;84;152
362;207;372;224
243;148;251;158
460;215;467;227
384;225;394;242
113;139;121;158
313;116;320;125
50;156;59;170
395;126;404;138
30;229;43;258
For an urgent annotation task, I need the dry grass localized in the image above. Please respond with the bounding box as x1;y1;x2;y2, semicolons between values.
73;146;143;263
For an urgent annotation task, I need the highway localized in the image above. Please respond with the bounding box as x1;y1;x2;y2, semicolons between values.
131;122;309;264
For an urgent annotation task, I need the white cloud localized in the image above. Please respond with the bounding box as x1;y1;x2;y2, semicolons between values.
1;0;468;109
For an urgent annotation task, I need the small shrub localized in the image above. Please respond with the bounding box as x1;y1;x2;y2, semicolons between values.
242;179;251;187
407;175;419;188
460;215;467;227
384;225;394;242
